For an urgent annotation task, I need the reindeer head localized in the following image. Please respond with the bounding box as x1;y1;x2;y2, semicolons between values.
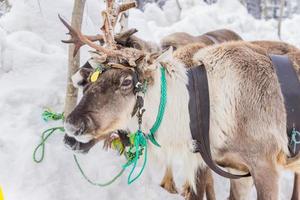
61;0;163;150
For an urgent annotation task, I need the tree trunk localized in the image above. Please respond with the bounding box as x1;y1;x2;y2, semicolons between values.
297;0;300;14
291;174;300;200
277;0;285;40
64;0;86;117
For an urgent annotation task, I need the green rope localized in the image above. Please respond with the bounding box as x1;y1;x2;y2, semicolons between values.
147;66;167;147
73;155;125;186
34;110;65;163
34;110;125;186
122;130;148;184
33;126;65;163
42;109;64;122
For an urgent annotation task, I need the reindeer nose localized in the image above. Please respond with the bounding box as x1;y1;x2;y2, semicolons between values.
64;120;85;136
64;112;95;144
64;111;87;136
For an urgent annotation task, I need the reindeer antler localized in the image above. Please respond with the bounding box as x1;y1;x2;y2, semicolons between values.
100;0;136;48
60;0;142;67
59;14;136;57
59;14;104;57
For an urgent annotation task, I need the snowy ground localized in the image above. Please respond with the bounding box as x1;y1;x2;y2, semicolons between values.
0;0;299;199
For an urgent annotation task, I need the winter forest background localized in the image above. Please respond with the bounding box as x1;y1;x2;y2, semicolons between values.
0;0;300;199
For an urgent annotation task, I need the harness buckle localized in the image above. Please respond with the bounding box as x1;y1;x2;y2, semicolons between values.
189;139;201;153
137;108;145;131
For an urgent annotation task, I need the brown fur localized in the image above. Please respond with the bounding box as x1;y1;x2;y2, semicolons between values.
251;40;299;55
173;40;300;74
126;35;160;53
160;167;178;194
174;43;207;68
181;168;215;200
161;29;242;50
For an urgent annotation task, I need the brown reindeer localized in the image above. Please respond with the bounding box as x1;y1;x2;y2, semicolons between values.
61;1;300;200
67;27;245;199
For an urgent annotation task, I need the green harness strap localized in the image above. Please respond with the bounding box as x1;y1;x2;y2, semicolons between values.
147;66;167;147
122;130;148;184
120;66;167;184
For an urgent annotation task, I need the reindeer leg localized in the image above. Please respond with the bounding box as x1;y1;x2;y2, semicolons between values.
291;174;300;200
228;169;253;200
182;167;214;200
250;161;279;200
205;169;216;200
160;166;178;194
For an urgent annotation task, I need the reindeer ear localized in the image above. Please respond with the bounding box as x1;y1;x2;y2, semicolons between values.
72;62;94;88
155;46;174;63
115;28;138;45
145;47;174;65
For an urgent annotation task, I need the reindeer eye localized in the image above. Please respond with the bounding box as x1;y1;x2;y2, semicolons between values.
121;78;132;87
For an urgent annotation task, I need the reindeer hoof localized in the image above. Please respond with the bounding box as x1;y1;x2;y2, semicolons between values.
160;180;178;194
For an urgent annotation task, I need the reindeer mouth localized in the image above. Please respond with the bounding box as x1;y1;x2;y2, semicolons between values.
64;134;96;153
63;130;130;154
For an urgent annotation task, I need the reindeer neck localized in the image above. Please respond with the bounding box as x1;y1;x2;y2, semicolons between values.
140;61;192;146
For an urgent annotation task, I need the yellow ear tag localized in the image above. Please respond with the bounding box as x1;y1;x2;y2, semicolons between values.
91;69;101;82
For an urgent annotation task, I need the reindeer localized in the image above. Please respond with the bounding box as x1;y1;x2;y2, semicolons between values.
62;18;245;198
60;1;300;200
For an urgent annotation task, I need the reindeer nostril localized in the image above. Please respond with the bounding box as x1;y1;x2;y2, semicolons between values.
64;122;77;134
74;121;86;136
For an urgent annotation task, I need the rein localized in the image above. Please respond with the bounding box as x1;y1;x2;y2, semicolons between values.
33;66;167;186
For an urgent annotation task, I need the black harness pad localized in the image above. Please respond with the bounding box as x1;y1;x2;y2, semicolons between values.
187;66;250;179
187;55;300;179
270;55;300;156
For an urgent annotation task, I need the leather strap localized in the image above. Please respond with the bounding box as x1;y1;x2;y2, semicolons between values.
270;55;300;156
187;66;250;179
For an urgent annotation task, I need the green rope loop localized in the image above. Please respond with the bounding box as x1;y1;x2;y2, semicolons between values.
33;126;64;163
73;155;125;186
122;130;148;184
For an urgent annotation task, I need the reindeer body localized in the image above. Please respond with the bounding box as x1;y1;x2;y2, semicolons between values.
60;2;300;198
124;41;300;199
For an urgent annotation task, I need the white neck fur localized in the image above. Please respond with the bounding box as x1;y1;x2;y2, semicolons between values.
127;53;204;191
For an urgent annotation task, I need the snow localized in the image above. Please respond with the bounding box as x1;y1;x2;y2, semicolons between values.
0;0;299;199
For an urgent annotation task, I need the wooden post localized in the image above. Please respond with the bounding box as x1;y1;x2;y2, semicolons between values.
277;0;285;40
64;0;86;117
